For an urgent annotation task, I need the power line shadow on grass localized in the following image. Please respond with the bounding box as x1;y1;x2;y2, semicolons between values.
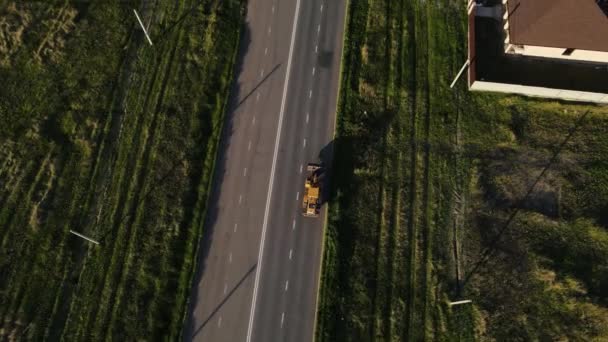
190;264;257;340
459;109;591;294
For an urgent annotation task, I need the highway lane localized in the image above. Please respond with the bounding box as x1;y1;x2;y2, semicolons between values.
183;0;346;340
249;0;345;340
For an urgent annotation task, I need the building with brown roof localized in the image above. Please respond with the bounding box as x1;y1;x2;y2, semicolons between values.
466;0;608;104
504;0;608;63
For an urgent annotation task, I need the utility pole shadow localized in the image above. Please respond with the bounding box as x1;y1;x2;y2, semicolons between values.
233;63;282;111
188;264;257;340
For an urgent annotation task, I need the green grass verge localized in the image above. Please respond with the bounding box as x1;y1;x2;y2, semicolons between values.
0;0;244;339
316;0;608;341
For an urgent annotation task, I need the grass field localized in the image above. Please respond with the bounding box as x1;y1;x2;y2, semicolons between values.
316;0;608;340
0;0;243;340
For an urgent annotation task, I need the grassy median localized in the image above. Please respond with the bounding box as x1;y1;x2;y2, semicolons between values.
0;0;243;339
316;0;608;340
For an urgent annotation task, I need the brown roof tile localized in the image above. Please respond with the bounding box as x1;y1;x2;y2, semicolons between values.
507;0;608;52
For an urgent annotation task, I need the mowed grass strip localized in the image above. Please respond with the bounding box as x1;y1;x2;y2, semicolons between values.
0;0;243;340
316;0;492;340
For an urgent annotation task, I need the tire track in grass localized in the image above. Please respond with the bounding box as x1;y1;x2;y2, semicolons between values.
0;152;53;312
49;16;146;339
381;0;409;338
80;5;174;332
69;59;160;342
387;0;409;338
403;0;419;339
373;0;406;337
0;160;34;249
418;3;433;339
0;157;32;329
405;0;433;339
369;0;393;337
87;46;165;342
54;23;160;342
3;154;89;339
91;1;189;337
102;6;188;334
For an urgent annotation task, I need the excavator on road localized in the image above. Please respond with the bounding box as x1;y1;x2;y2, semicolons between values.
302;163;322;217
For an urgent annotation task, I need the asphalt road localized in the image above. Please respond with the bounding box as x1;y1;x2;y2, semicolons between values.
183;0;346;340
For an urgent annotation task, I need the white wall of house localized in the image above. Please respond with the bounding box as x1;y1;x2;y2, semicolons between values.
470;80;608;104
505;44;608;63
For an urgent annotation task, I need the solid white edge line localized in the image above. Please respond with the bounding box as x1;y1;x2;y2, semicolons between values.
246;0;302;339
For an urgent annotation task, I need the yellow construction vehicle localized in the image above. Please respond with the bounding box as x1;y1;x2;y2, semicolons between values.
302;163;321;217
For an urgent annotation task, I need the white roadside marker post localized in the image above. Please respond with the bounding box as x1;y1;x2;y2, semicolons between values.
449;299;472;307
69;230;100;245
450;59;470;89
133;9;153;46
